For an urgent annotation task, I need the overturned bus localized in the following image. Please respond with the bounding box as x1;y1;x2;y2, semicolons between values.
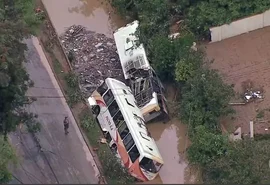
113;21;169;123
88;78;164;181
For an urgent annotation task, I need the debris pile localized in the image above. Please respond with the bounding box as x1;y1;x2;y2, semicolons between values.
244;90;263;102
60;25;124;97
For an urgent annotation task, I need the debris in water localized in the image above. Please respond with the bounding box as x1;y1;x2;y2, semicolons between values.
59;25;124;97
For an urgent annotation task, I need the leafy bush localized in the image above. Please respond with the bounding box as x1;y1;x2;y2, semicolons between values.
149;34;194;81
65;72;79;88
203;139;270;184
0;137;17;183
187;125;228;165
81;114;96;131
64;72;82;106
180;68;234;133
185;0;270;38
98;149;134;184
175;50;203;82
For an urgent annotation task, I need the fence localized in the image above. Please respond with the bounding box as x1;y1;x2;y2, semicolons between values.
210;9;270;43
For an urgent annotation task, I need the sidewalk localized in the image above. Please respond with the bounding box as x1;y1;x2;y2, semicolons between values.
9;37;99;184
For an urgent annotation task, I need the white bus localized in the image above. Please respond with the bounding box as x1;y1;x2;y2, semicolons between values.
87;78;164;181
113;20;169;123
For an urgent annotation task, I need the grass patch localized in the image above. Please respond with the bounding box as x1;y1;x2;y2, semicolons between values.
79;110;135;184
256;110;265;119
254;134;270;141
52;58;63;74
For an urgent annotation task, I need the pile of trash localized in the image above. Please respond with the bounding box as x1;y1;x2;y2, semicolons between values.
60;25;124;97
244;90;263;102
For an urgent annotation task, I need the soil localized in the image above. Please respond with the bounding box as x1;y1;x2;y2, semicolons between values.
205;26;270;135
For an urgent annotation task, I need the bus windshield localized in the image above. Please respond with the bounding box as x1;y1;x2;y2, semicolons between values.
139;157;162;173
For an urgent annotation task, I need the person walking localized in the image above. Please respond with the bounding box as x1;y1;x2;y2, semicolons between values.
63;116;70;135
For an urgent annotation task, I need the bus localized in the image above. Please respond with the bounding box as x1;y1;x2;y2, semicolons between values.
87;78;164;181
113;20;169;123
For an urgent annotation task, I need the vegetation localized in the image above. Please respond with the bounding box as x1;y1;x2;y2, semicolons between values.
64;72;83;106
203;139;270;184
111;0;270;38
187;125;228;166
149;34;195;81
110;0;270;184
0;137;17;183
180;68;234;133
0;0;42;183
80;112;135;184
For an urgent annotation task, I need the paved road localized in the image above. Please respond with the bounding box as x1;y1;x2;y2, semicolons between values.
9;37;99;184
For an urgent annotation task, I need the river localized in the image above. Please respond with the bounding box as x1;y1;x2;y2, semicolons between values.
41;0;200;183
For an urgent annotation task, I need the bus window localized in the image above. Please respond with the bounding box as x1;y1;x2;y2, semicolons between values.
139;157;158;173
123;133;134;151
128;145;140;163
103;89;114;106
118;122;129;139
113;110;124;127
97;82;108;96
108;100;119;117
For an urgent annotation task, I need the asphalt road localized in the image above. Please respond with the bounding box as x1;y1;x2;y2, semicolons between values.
8;37;99;184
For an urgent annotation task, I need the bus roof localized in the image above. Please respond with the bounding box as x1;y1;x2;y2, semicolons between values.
113;20;151;80
105;78;163;163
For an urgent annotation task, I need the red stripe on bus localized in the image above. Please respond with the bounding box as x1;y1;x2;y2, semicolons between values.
124;158;130;168
96;99;106;107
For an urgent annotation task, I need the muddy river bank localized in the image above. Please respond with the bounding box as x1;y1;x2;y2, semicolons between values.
41;0;201;183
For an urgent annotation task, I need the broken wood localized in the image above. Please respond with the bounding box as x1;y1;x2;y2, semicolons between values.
229;102;246;105
250;121;254;138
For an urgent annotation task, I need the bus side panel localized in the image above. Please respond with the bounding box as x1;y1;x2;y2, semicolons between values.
129;158;148;182
115;132;131;168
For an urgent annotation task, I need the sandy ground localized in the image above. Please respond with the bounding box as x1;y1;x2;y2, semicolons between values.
206;26;270;135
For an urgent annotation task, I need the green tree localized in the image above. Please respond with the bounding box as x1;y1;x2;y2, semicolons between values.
203;139;270;184
0;137;17;183
187;125;228;165
0;0;41;139
180;68;234;132
175;49;203;82
149;34;194;81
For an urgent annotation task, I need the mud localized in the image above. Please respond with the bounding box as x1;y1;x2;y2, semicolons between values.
42;0;126;36
206;26;270;135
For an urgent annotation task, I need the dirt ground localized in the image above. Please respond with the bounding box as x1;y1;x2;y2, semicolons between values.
206;26;270;135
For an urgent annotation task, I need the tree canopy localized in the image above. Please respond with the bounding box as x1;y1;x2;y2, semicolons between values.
0;0;41;183
203;139;270;184
0;0;40;138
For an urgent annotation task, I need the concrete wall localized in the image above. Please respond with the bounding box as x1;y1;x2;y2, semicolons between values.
210;10;270;43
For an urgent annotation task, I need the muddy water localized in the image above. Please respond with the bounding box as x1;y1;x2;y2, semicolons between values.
42;0;126;37
146;120;189;184
42;0;199;183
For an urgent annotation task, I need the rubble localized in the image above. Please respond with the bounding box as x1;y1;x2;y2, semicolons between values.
60;25;124;97
244;90;263;102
